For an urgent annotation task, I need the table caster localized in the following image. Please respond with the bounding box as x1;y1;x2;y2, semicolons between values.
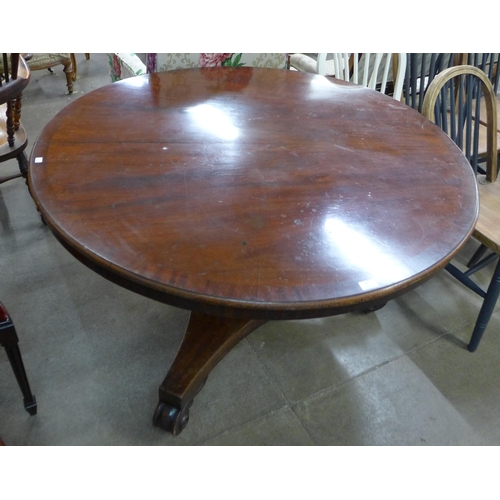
362;301;387;314
152;401;192;436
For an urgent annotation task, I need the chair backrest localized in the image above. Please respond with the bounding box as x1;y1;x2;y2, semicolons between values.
318;53;407;100
1;54;30;102
422;65;498;182
147;53;288;73
315;53;359;77
0;54;30;149
466;53;500;93
403;53;460;112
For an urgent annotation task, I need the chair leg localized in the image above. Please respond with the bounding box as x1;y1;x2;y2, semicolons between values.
16;151;28;179
467;243;489;268
63;61;74;93
13;95;22;131
70;53;77;81
468;258;500;352
0;304;37;415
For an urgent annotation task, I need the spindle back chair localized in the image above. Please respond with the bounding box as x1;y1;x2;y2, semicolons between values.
422;65;499;352
0;54;31;184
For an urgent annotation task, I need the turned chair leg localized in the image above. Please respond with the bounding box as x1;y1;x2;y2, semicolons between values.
0;304;37;415
63;61;74;93
16;151;28;179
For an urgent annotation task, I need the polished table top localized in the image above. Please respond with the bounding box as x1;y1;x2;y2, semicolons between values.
28;67;479;435
29;67;478;319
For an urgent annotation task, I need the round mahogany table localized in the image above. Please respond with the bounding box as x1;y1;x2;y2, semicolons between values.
28;68;478;435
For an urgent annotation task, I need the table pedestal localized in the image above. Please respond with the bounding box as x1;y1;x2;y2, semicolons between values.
153;312;266;435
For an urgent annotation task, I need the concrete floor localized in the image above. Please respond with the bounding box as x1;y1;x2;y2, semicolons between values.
1;53;500;446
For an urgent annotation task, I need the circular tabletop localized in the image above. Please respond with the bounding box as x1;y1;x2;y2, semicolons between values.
29;67;478;319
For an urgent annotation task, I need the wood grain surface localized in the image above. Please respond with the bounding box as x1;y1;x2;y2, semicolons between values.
28;67;479;319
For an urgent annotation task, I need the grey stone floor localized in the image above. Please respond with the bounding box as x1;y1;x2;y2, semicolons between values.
1;54;500;446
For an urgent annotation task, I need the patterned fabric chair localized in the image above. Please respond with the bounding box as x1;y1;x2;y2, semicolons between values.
24;53;74;93
109;53;288;81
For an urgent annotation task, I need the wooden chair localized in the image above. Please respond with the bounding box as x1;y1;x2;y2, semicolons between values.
422;65;499;352
0;54;31;184
24;53;74;94
0;303;37;415
456;54;500;268
324;53;407;101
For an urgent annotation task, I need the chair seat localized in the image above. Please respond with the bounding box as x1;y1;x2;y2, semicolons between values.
473;177;500;254
25;53;71;70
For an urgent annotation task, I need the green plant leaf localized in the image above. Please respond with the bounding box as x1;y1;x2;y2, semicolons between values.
233;53;242;66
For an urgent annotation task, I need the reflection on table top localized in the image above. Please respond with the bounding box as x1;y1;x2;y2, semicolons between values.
29;67;478;319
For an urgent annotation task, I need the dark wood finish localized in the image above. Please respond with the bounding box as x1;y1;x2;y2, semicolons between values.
28;68;478;434
154;312;266;435
0;303;37;415
70;53;90;81
0;54;31;183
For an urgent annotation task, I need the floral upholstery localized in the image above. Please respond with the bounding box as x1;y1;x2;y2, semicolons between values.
109;53;147;82
109;53;288;82
147;53;287;72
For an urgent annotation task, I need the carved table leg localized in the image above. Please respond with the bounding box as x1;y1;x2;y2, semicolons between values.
153;311;266;435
